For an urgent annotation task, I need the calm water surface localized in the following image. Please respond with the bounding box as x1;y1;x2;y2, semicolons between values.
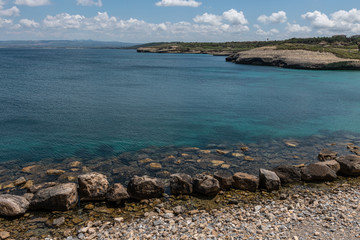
1;49;360;162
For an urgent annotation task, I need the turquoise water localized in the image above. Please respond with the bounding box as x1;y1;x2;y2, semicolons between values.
1;48;360;162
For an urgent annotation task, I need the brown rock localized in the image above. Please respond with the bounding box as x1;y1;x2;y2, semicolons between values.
259;169;281;191
0;231;10;239
170;173;193;195
273;165;302;184
78;172;109;201
316;160;340;173
46;169;65;175
28;182;57;193
106;183;130;203
318;149;337;161
301;163;337;181
127;175;165;200
336;155;360;176
233;172;259;192
22;165;39;173
214;171;234;190
193;174;220;196
0;194;30;216
14;177;26;186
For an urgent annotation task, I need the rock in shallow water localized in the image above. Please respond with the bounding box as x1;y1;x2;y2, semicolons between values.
78;172;109;201
214;171;234;190
318;149;337;161
0;194;29;216
232;172;259;192
170;173;193;195
259;169;281;191
273;165;302;184
193;174;220;196
336;155;360;176
301;163;337;182
106;183;129;203
127;175;165;200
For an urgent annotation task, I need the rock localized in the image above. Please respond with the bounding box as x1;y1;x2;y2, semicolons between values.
106;183;130;203
13;177;26;186
244;156;254;161
273;165;302;184
259;169;281;191
193;174;220;196
46;169;65;175
318;149;337;161
216;150;229;155
336;155;360;176
21;165;39;173
232;172;259;192
0;194;30;216
213;171;234;189
78;172;109;201
22;180;34;190
301;163;337;181
170;173;193;195
231;153;244;158
173;205;185;215
147;163;162;169
316;160;340;173
211;160;225;167
23;193;34;202
69;161;81;168
127;175;165;200
53;216;66;227
28;182;57;193
31;183;78;211
0;231;10;239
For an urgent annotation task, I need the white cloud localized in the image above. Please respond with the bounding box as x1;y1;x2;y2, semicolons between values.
254;24;279;36
286;23;311;33
155;0;201;7
302;11;334;28
193;13;222;25
0;6;20;16
19;18;39;27
0;17;13;28
258;11;287;24
223;9;248;25
43;13;85;29
331;8;360;24
76;0;102;7
15;0;50;7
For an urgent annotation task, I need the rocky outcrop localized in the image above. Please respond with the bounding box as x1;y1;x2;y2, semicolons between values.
31;183;78;211
170;173;193;195
127;175;165;200
214;171;234;190
106;184;130;203
318;149;337;161
226;47;360;70
0;194;30;216
336;155;360;176
78;172;109;201
273;165;302;184
301;163;337;182
316;160;340;173
232;172;259;192
259;169;281;191
193;174;220;196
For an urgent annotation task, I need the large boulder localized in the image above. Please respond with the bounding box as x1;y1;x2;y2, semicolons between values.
301;163;337;181
127;175;165;200
170;173;193;195
273;165;302;184
318;149;337;161
336;155;360;176
193;174;220;196
214;171;234;190
232;172;259;192
78;172;109;201
0;195;30;217
316;160;340;173
31;183;78;211
106;183;130;203
259;169;281;191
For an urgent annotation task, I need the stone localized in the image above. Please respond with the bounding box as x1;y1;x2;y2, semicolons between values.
46;169;65;175
259;169;281;191
106;183;130;203
213;171;234;189
13;177;26;186
28;182;57;193
233;172;259;192
78;172;109;201
127;175;165;200
53;216;66;227
0;231;10;239
148;163;162;169
22;165;39;173
139;158;153;164
301;163;337;181
211;160;224;167
173;205;185;215
216;150;229;155
0;194;30;216
231;153;244;158
193;174;220;196
336;155;360;176
69;161;81;168
318;149;337;161
31;183;78;211
22;180;34;190
170;173;193;195
273;165;302;184
244;156;254;161
316;160;340;173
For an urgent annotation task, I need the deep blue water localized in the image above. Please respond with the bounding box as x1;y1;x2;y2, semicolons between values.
1;48;360;162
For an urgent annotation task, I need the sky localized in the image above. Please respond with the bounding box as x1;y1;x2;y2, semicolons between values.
0;0;360;43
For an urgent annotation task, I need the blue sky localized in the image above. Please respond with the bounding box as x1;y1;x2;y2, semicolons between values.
0;0;359;42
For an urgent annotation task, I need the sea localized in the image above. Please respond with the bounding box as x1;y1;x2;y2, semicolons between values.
1;48;360;182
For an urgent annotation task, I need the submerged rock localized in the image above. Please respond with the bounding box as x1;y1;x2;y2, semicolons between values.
301;163;337;182
336;155;360;176
170;173;193;195
193;174;220;196
214;171;234;190
273;165;302;184
232;172;259;192
78;172;109;201
0;194;30;216
259;169;281;191
127;175;165;200
106;183;130;203
318;149;337;161
31;183;78;211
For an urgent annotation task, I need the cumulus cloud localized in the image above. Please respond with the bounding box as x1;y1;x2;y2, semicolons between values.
258;11;287;24
193;13;222;25
254;24;279;36
15;0;50;7
43;13;85;29
155;0;201;7
302;11;334;28
76;0;102;7
19;18;39;27
0;6;20;16
0;17;13;28
223;9;248;25
286;23;311;33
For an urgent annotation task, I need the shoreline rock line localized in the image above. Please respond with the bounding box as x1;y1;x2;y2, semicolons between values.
1;149;360;217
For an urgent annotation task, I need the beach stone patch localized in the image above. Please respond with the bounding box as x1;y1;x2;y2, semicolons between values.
106;183;129;203
318;149;337;161
301;163;337;182
127;175;165;200
336;155;360;176
0;194;30;216
193;174;220;196
232;172;259;192
214;171;234;189
273;165;301;184
170;173;193;195
78;172;109;201
31;183;78;211
259;169;281;191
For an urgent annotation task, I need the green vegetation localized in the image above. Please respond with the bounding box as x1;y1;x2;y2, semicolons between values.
136;35;360;59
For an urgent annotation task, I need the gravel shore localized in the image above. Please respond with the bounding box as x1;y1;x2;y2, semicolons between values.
65;179;360;240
